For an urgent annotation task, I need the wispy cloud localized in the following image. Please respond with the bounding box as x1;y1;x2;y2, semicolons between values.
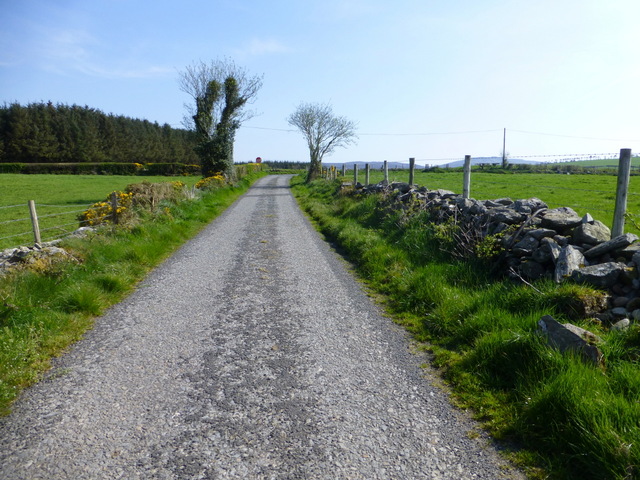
38;27;172;79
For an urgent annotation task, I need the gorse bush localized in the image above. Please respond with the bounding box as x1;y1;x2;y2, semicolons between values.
78;191;134;226
195;174;226;190
292;176;640;480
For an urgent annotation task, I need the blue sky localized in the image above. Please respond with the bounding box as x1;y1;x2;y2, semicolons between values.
1;0;639;165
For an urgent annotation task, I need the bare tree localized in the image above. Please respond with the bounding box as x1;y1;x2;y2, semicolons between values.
287;103;357;182
178;59;263;177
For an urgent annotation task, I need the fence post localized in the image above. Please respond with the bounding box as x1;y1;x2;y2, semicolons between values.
612;148;632;237
354;164;358;185
28;200;41;244
409;157;415;186
383;160;389;184
341;164;346;177
110;192;119;225
365;164;370;185
463;155;472;199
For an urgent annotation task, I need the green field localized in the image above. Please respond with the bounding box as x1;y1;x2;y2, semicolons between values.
0;174;201;250
347;170;640;235
546;157;640;167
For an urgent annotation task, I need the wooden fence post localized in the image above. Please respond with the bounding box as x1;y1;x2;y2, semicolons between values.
365;164;370;186
383;160;389;184
110;192;119;225
409;157;415;186
354;164;358;185
612;148;632;237
463;155;472;199
28;200;41;244
342;164;346;177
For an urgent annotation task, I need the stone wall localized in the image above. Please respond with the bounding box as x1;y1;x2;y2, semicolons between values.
355;180;639;329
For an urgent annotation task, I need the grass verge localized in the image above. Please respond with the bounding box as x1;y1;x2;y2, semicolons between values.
292;176;640;480
0;171;265;415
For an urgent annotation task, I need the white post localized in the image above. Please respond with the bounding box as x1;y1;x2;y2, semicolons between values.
463;155;472;199
383;160;389;184
365;164;370;185
28;200;41;244
612;148;632;237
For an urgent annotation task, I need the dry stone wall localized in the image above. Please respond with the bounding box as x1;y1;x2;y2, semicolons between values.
355;180;640;329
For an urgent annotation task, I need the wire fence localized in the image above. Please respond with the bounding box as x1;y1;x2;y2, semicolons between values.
0;202;99;250
340;151;640;235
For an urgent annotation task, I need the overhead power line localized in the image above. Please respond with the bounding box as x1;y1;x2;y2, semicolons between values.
510;129;640;142
243;125;502;136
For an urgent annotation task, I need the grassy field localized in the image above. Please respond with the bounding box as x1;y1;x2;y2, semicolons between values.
0;174;201;250
292;176;640;479
546;157;640;167
346;169;640;235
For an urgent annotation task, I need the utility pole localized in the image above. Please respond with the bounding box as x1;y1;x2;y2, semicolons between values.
502;128;507;168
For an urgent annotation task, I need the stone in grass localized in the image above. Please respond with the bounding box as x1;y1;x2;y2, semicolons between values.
626;297;640;312
537;315;603;365
611;318;631;332
518;260;547;280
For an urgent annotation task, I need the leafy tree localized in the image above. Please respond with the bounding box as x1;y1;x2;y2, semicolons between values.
0;102;199;164
287;102;357;182
178;59;263;178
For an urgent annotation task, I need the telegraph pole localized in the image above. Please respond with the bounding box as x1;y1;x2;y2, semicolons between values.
502;128;507;168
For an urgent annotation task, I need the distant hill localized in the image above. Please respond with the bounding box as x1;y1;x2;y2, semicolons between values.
436;157;542;168
324;161;420;169
323;158;544;169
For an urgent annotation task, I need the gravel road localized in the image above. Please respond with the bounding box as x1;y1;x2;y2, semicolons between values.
0;175;523;479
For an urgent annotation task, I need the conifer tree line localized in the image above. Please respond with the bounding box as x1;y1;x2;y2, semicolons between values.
0;102;199;164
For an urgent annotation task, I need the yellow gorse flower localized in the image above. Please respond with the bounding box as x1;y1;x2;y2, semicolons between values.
78;191;133;226
195;174;226;190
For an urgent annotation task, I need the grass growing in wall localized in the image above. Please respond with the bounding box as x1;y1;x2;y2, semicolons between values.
292;176;640;480
0;171;265;415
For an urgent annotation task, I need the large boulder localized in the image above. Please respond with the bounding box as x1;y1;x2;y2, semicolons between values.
537;315;603;365
570;262;628;288
532;237;559;264
391;182;412;193
427;189;456;200
512;234;540;257
583;233;639;259
519;260;547;280
572;220;611;245
513;198;548;214
539;207;582;231
487;207;525;225
554;245;585;283
527;228;557;240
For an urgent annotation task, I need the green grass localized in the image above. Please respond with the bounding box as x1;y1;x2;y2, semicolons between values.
0;171;265;415
343;169;640;235
0;174;201;249
293;176;640;480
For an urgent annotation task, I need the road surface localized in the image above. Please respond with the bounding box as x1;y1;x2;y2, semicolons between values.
0;175;522;479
